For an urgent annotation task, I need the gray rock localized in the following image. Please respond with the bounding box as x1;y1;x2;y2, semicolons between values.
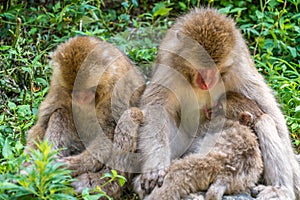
183;192;254;200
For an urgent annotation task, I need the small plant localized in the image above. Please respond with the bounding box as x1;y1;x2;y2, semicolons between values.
81;169;127;200
0;141;76;199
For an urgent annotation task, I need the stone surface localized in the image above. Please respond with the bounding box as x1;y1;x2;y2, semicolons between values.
183;192;254;200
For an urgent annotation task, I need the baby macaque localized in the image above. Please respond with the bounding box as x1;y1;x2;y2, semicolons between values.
143;92;263;200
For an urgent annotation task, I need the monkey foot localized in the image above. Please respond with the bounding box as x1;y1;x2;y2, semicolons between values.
252;185;294;200
183;192;254;200
58;155;103;177
135;168;167;195
72;171;122;198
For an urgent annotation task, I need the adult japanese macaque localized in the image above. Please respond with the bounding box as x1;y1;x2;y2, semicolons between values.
134;8;300;200
25;36;145;198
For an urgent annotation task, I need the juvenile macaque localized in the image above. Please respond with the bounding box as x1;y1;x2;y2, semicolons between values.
208;91;264;127
25;36;145;197
135;8;300;200
217;92;298;199
143;92;263;200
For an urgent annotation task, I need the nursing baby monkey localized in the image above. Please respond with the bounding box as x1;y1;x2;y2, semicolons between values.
134;8;300;200
144;91;264;200
25;36;145;198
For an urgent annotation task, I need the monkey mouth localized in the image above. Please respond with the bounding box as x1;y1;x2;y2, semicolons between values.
196;68;218;90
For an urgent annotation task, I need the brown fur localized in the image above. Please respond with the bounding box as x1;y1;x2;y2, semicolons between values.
25;36;145;198
143;92;263;200
216;91;264;126
179;8;236;65
134;7;300;200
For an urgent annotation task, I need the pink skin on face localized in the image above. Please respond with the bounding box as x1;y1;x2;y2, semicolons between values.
196;68;219;90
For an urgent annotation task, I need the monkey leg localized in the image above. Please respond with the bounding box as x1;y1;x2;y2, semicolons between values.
44;108;85;157
61;107;143;179
113;107;143;151
205;179;229;200
136;106;186;195
253;114;295;200
58;150;104;177
252;185;293;200
72;169;122;199
25;125;46;154
45;108;104;177
109;107;143;176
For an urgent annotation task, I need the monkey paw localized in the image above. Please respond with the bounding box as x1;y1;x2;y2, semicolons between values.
252;185;294;200
58;155;103;177
138;168;167;194
134;175;176;200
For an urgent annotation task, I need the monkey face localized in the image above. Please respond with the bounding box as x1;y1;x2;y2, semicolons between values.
194;67;219;90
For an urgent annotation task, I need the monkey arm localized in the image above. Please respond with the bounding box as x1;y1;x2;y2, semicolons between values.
25;85;71;153
252;114;295;200
134;105;182;195
235;78;300;198
25;125;46;154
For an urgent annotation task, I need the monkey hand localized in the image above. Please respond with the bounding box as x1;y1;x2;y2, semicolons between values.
139;167;167;194
58;152;103;177
252;185;295;200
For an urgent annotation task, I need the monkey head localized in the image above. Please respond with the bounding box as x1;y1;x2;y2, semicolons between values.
51;36;124;106
157;8;237;91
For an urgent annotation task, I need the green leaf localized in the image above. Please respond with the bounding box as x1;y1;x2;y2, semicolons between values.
131;0;138;7
255;10;264;19
178;2;187;10
118;177;126;186
229;7;247;13
287;46;297;58
35;78;48;86
2;138;13;159
291;123;299;131
153;7;172;17
21;67;31;74
295;106;300;113
0;46;11;50
111;169;118;177
8;101;17;110
121;2;129;9
101;172;113;179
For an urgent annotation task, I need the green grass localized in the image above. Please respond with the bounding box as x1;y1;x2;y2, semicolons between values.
0;0;299;199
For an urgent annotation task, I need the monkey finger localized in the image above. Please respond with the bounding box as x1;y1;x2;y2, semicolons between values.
144;179;151;194
149;178;157;193
150;171;158;181
157;169;166;187
250;186;260;198
57;157;78;171
141;172;151;190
